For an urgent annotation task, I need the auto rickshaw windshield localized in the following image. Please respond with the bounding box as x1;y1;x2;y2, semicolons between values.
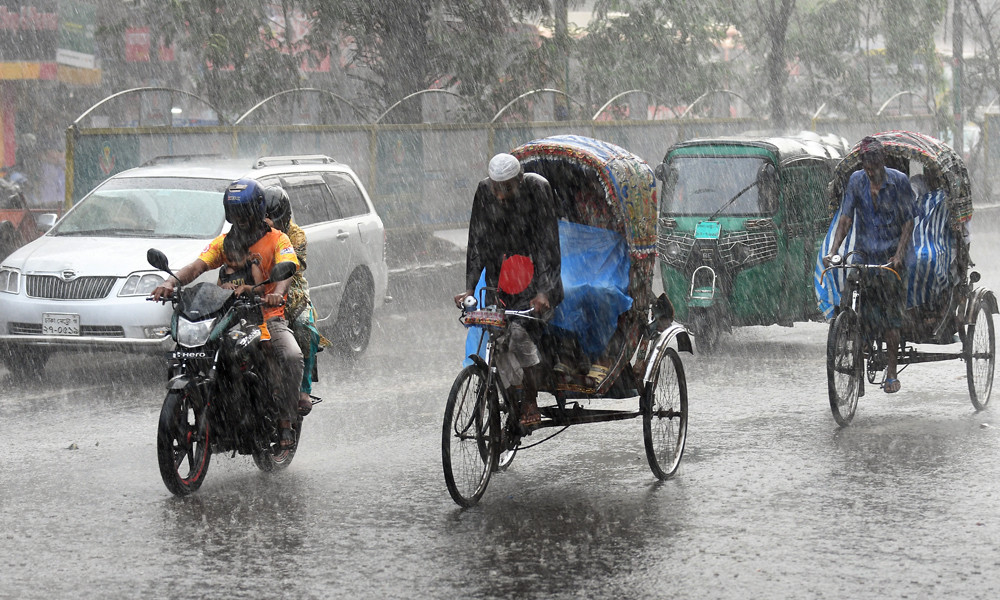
662;155;775;216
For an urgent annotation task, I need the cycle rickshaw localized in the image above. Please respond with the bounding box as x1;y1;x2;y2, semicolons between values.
817;131;997;426
442;135;693;507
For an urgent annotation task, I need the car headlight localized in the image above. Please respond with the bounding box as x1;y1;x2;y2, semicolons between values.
119;272;165;297
0;268;20;294
176;316;216;348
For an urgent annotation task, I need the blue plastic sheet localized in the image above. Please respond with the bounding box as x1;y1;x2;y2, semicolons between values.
814;190;958;319
462;221;632;365
550;221;633;357
462;270;488;367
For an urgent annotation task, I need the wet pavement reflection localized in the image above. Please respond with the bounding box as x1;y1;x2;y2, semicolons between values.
2;211;1000;598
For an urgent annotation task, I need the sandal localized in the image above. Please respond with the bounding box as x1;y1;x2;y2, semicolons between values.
278;420;296;448
519;399;541;427
298;393;314;416
884;378;901;394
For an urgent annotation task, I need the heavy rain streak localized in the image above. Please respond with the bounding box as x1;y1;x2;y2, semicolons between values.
3;1;1000;598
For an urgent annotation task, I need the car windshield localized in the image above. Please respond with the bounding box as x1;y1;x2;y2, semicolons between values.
662;155;772;216
52;177;228;238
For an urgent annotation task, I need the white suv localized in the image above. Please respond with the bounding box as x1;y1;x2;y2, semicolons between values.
0;154;388;376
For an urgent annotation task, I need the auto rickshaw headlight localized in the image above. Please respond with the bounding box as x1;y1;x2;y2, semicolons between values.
664;241;682;260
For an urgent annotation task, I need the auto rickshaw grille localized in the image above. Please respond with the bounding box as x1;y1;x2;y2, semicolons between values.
25;275;117;300
656;233;695;268
719;230;777;268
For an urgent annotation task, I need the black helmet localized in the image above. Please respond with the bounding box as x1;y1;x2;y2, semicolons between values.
223;178;267;226
263;185;292;231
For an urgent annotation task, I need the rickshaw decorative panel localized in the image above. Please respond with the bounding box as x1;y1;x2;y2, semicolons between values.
826;130;973;228
512;134;658;259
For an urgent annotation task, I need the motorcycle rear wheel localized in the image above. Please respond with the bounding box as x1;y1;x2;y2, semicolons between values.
157;390;211;495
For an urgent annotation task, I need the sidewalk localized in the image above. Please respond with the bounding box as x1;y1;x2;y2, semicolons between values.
386;228;466;275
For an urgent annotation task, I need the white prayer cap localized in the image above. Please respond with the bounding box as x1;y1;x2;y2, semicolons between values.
488;153;521;182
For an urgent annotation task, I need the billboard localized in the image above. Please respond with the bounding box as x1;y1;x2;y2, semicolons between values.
0;2;59;62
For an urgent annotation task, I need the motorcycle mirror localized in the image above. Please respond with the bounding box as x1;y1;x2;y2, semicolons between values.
147;248;170;272
266;260;297;284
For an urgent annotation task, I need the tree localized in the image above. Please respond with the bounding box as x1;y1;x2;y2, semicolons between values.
578;1;728;116
713;0;947;126
308;1;552;122
145;0;309;118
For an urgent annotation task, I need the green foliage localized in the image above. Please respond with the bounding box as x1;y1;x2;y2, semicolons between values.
142;1;311;116
784;0;947;119
311;1;551;121
579;1;727;112
130;0;951;125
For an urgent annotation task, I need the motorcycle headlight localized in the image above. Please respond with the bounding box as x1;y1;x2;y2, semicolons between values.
176;316;216;348
0;268;20;294
119;272;165;297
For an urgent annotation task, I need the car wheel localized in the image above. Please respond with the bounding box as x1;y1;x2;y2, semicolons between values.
335;273;374;358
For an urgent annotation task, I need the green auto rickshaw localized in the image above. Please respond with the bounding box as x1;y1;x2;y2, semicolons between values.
655;132;849;350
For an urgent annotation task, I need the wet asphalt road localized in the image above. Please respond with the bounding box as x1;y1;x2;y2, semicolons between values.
2;211;1000;599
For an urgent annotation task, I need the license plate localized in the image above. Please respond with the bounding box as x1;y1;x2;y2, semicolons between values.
42;313;80;336
695;221;722;239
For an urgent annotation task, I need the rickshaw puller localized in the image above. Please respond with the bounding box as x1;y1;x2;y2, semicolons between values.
824;136;915;394
454;153;563;428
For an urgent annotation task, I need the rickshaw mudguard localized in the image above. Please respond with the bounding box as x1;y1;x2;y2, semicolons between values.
466;354;489;371
642;322;693;385
964;287;999;322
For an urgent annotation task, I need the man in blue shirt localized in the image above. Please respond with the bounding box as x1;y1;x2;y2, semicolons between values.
824;136;915;393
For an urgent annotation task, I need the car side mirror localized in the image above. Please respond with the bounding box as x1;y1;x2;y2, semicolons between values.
35;213;57;232
147;248;170;272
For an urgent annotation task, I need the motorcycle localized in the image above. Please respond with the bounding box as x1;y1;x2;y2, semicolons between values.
146;248;300;495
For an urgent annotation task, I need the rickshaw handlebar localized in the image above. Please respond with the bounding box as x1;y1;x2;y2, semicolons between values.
821;263;901;282
458;305;540;328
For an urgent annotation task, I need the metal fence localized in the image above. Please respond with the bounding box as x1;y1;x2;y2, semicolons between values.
65;113;945;233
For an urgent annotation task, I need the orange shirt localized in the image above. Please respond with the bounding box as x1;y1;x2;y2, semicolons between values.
199;228;299;321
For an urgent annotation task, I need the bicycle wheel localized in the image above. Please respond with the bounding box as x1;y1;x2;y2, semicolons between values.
642;348;688;480
966;297;996;410
442;364;499;507
827;309;862;426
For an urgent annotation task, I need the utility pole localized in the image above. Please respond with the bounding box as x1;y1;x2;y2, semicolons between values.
954;0;964;153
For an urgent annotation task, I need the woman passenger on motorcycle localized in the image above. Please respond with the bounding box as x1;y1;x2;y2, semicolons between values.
150;178;303;447
263;186;330;416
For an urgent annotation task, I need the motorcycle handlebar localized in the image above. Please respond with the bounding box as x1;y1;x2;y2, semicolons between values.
145;290;285;306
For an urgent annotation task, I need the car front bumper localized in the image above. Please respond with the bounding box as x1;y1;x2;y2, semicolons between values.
0;291;175;354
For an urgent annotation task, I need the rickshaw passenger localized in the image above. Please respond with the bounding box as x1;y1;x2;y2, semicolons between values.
454;153;564;428
824;136;916;393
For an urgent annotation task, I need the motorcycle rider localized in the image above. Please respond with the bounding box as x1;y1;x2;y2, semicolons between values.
151;178;303;447
263;185;329;415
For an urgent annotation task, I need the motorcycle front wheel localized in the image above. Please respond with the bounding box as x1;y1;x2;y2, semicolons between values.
157;390;211;496
252;420;299;472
